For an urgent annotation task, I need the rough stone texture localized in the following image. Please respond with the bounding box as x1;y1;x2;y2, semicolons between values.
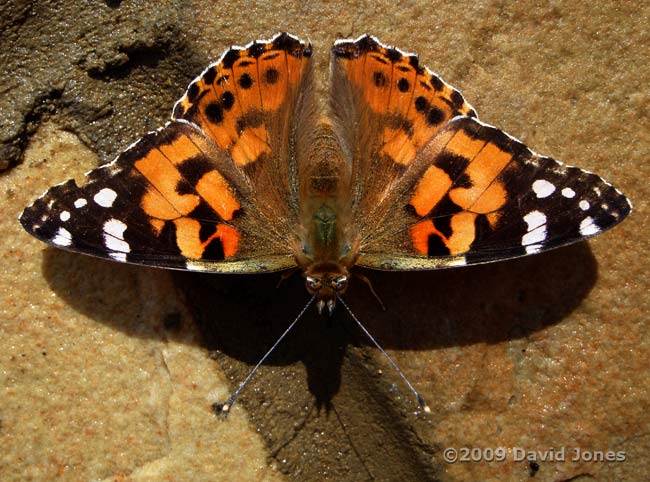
1;1;648;481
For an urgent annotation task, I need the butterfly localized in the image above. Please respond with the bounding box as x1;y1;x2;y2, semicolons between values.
20;33;631;410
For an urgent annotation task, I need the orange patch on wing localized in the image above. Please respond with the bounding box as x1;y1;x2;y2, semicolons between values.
141;186;179;221
445;130;485;161
380;128;416;165
194;170;240;221
447;212;477;254
486;211;501;228
135;149;199;216
158;134;201;166
450;141;511;210
215;223;240;258
411;219;440;255
231;126;271;166
410;213;477;256
410;165;453;216
173;218;240;259
150;218;165;236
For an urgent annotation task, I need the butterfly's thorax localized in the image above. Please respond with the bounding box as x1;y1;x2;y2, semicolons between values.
295;122;355;291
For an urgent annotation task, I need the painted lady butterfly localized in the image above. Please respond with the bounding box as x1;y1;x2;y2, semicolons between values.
20;33;631;412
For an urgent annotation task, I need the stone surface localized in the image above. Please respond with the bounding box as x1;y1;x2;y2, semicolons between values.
1;1;648;481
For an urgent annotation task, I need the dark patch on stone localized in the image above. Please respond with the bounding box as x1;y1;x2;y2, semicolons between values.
163;312;182;331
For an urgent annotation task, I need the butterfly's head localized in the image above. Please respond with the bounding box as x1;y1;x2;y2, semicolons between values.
304;263;349;315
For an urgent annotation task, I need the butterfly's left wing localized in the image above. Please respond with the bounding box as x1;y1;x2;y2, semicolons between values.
20;34;316;273
19;121;297;273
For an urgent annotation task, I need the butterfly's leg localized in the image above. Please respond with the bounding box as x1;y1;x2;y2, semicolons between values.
276;267;300;288
353;271;387;311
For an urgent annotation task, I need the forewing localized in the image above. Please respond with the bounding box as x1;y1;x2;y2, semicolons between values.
20;121;296;273
173;32;314;228
356;116;632;270
329;35;477;233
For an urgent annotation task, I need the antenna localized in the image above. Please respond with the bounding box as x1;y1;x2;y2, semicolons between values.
337;295;431;413
213;294;316;417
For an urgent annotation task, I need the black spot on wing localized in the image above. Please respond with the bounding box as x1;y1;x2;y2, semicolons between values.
385;48;402;62
426;106;445;126
247;42;265;58
264;68;279;84
397;77;410;92
220;91;235;111
238;73;253;89
176;155;216;189
221;49;241;69
373;71;387;87
202;237;225;260
204;102;223;124
434;152;471;182
427;234;450;256
202;66;217;86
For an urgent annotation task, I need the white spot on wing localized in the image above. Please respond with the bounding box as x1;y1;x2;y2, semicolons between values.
580;217;600;236
532;179;556;198
579;200;590;211
525;244;543;254
109;252;127;262
103;219;130;253
94;188;117;207
74;198;87;208
522;210;547;249
561;187;576;198
60;211;70;222
51;227;72;247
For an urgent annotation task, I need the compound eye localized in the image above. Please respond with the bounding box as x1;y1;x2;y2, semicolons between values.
306;277;321;291
334;277;348;291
